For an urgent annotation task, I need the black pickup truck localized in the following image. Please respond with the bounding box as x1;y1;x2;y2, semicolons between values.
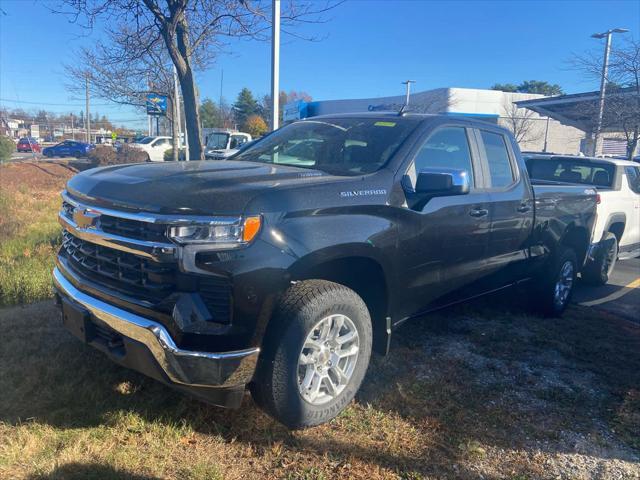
54;113;597;428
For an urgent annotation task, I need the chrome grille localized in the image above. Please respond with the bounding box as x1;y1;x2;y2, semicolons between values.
61;230;176;300
99;215;168;242
61;200;168;243
59;193;234;325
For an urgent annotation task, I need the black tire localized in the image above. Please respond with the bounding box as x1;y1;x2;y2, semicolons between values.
532;246;578;317
250;280;372;429
581;232;618;286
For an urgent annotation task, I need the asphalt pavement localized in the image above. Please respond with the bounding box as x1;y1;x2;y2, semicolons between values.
574;257;640;323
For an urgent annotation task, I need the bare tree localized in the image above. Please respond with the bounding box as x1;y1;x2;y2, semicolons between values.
66;26;174;109
572;38;640;160
58;0;339;160
501;101;542;145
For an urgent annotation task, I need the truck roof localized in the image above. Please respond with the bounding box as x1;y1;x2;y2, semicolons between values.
303;112;516;137
524;153;638;168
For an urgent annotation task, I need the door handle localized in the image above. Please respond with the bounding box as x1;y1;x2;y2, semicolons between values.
517;204;531;213
469;208;489;218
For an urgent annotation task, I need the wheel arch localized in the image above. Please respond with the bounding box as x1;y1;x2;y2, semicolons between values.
560;224;591;267
288;251;391;355
604;213;626;242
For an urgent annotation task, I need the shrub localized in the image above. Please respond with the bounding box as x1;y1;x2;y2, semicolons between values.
0;136;15;162
88;144;149;166
164;147;186;161
118;144;149;163
88;145;116;166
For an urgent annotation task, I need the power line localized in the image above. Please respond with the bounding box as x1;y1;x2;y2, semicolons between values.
0;97;119;107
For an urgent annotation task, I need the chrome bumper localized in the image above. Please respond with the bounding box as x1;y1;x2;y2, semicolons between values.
53;267;259;389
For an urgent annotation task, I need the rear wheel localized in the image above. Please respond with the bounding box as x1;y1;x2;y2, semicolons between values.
582;232;618;285
250;280;372;429
532;247;577;317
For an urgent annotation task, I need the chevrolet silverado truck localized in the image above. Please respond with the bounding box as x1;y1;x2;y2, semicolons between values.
54;113;597;428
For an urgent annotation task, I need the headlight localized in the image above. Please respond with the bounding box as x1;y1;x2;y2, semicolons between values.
168;216;261;246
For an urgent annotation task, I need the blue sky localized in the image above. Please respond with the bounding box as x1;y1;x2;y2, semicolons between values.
1;0;638;129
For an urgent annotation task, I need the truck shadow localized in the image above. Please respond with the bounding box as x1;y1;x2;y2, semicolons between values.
1;294;639;477
25;463;162;480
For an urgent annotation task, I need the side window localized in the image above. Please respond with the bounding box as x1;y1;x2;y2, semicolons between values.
411;127;474;186
626;166;640;194
480;131;514;188
230;135;248;149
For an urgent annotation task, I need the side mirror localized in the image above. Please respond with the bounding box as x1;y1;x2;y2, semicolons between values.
414;167;471;196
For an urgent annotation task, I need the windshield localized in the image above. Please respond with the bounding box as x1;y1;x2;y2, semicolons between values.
206;133;230;150
526;157;616;188
136;137;155;145
233;117;420;176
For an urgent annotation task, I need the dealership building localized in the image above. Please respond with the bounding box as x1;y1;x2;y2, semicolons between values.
284;87;633;157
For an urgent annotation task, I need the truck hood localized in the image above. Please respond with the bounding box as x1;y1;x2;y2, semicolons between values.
66;160;344;215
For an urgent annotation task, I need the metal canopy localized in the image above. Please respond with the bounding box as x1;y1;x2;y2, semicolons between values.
515;87;636;133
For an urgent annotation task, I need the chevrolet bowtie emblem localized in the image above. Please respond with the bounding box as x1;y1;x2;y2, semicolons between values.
73;208;100;229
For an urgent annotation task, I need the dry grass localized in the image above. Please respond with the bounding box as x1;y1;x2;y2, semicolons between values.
1;297;638;480
0;162;74;305
0;161;638;478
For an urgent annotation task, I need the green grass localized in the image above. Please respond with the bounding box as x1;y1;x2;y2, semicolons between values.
0;178;64;306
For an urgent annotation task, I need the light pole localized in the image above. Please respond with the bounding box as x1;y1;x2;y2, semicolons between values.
591;28;628;157
270;0;280;131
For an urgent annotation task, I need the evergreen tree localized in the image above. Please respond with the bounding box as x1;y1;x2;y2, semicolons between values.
233;88;259;127
200;98;220;128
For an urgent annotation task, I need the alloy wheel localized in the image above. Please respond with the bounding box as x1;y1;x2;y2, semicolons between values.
297;314;360;406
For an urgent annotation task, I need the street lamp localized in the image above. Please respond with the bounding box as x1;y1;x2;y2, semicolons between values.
591;28;628;157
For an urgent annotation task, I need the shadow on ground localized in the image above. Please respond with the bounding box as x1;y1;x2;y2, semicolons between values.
26;463;162;480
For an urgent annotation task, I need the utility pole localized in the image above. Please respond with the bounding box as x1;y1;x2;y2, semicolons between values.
173;65;181;161
270;0;281;131
71;113;75;140
402;80;416;106
591;28;628;157
219;69;224;128
85;77;91;143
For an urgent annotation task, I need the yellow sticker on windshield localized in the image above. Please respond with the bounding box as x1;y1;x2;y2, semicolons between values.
374;121;396;127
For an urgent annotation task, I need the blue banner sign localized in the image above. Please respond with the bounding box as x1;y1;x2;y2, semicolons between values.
146;93;168;116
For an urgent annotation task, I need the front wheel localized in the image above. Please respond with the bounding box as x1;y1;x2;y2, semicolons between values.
582;232;618;285
532;247;577;317
250;280;372;429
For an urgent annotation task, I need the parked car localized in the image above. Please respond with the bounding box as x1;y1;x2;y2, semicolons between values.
54;113;597;428
203;129;252;159
525;154;640;284
42;140;95;158
16;137;41;153
131;136;173;162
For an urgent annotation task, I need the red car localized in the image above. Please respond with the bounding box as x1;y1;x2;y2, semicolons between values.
16;137;42;153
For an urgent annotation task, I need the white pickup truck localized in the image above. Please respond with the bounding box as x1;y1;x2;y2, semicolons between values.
526;154;640;284
202;129;252;160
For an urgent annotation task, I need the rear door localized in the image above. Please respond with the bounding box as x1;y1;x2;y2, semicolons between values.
395;124;492;317
475;128;534;284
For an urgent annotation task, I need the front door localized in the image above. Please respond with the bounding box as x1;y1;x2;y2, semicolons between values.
394;125;492;319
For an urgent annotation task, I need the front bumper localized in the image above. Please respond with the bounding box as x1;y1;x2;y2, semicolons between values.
53;267;260;407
